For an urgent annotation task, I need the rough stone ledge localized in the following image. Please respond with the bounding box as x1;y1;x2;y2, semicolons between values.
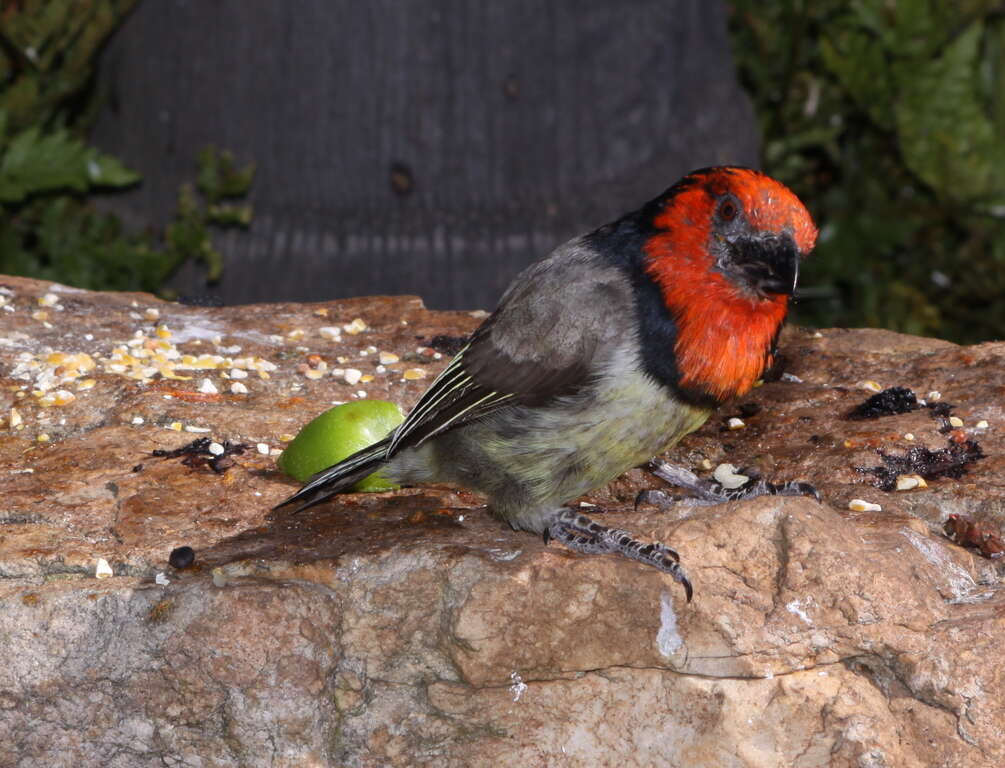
1;275;1003;767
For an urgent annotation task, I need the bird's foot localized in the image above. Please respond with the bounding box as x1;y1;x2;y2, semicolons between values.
544;508;692;602
637;459;819;509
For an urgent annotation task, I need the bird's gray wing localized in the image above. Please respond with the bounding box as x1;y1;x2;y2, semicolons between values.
386;242;632;454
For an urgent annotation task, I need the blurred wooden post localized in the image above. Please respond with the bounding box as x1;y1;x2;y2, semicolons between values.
92;0;758;309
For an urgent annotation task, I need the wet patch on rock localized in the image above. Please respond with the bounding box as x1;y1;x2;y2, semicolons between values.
152;436;249;473
857;439;986;491
846;386;919;419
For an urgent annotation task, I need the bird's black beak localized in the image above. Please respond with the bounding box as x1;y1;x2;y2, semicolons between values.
765;240;799;296
729;233;801;297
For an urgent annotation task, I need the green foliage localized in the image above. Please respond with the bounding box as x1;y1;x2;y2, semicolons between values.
0;123;140;203
0;147;254;292
0;0;254;294
730;0;1005;342
161;150;256;286
0;0;138;133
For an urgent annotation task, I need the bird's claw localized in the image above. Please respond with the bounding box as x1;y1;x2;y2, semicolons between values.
705;478;821;503
545;508;691;602
644;459;818;506
765;480;820;502
634;489;679;509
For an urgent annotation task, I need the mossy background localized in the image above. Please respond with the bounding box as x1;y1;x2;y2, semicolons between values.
2;0;1005;342
729;0;1005;343
0;0;252;296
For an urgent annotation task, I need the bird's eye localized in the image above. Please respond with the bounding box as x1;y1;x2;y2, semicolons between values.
720;200;738;221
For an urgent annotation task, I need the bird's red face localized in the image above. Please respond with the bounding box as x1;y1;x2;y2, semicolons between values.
643;167;818;402
649;167;817;299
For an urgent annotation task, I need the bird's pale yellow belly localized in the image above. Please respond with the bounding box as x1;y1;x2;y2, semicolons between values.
491;367;710;504
388;354;711;533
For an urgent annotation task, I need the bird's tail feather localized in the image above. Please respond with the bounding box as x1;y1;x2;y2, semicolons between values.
273;437;392;513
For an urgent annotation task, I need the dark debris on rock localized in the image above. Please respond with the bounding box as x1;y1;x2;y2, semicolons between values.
857;440;986;491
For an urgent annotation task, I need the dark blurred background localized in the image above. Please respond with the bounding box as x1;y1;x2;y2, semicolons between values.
2;0;1005;342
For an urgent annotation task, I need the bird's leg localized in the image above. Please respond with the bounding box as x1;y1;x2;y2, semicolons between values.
545;508;692;601
636;458;819;508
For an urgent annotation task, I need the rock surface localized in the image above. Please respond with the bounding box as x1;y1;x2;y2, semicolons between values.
1;274;1003;767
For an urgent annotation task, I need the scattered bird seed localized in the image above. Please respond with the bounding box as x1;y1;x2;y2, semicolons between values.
230;381;248;394
344;318;368;334
38;390;75;407
848;499;882;512
713;463;750;490
95;558;113;578
155;572;170;586
727;417;745;430
895;474;926;491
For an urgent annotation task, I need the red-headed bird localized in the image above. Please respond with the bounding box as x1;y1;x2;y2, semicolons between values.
277;167;819;601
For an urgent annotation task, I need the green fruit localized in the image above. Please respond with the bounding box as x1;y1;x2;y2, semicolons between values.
277;400;405;491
